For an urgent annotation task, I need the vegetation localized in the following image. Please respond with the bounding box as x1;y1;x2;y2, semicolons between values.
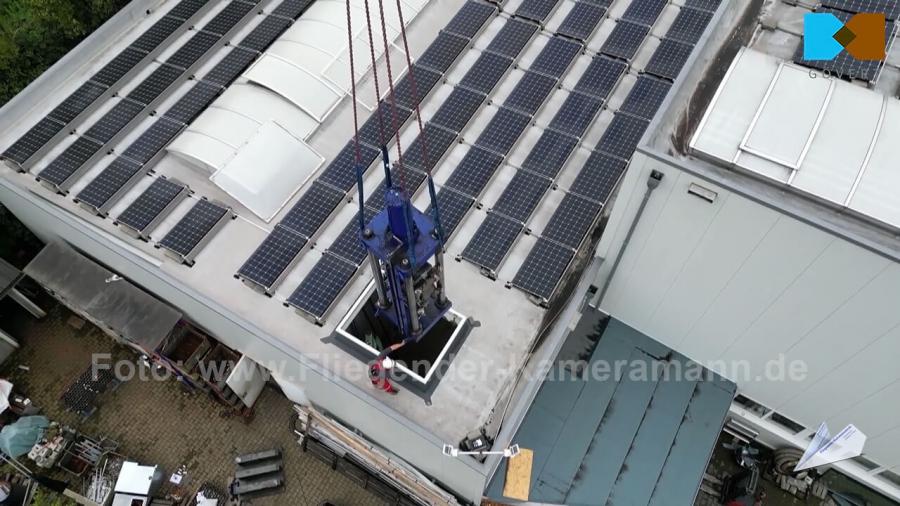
0;0;129;105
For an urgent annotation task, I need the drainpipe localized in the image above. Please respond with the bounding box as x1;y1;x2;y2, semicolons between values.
592;169;664;308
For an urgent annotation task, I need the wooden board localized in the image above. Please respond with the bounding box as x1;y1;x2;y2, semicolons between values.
503;448;533;501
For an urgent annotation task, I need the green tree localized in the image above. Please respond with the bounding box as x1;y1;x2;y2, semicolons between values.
0;0;129;105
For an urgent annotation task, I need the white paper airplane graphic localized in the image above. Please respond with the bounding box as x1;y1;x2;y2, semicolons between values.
795;422;866;472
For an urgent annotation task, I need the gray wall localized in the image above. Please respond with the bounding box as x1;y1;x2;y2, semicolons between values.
0;178;486;502
595;153;900;471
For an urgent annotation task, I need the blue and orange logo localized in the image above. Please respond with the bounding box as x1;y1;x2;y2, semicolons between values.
803;12;886;61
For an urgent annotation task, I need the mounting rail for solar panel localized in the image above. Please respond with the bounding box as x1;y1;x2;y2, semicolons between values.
158;199;234;266
8;2;216;171
115;177;190;241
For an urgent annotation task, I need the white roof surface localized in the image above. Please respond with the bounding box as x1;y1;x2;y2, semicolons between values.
691;47;900;231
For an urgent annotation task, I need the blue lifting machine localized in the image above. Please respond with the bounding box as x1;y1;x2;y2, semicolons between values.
347;0;452;362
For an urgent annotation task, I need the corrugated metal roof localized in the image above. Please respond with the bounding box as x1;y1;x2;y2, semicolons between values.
485;312;736;505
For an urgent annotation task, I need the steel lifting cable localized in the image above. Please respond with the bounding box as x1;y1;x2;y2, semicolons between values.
374;0;407;191
346;0;367;232
393;0;446;244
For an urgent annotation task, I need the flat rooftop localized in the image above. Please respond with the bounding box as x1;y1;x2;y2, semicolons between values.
0;0;725;446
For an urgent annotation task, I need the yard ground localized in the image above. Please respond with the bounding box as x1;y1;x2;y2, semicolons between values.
0;296;383;505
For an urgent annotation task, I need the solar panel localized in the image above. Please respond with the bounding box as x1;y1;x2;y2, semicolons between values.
329;207;376;266
458;52;513;94
548;92;603;137
431;87;485;133
666;6;713;45
237;225;308;291
158;198;230;263
558;2;607;41
445;1;496;39
474;107;531;156
621;0;667;26
793;8;894;81
580;0;614;5
619;75;672;120
116;177;187;237
238;15;292;52
567;150;627;203
539;193;601;249
403;124;458;172
418;31;470;74
600;20;649;61
393;65;444;108
280;181;346;238
595;112;650;160
684;0;721;12
821;0;900;20
1;118;66;165
201;47;259;87
318;142;380;193
427;188;474;239
461;212;523;274
126;64;183;105
572;55;627;100
272;0;314;19
47;82;108;125
357;101;413;148
529;36;583;78
503;71;557;115
443;146;504;197
491;170;551;222
202;1;254;36
644;38;694;80
511;237;575;302
131;16;183;53
82;99;145;144
37;136;104;188
485;18;539;59
75;157;146;211
91;48;147;87
287;253;358;321
168;0;209;21
515;0;559;23
519;129;579;179
166;30;220;70
163;82;222;125
120;118;184;165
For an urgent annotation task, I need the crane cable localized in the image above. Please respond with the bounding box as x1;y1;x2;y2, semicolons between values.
347;0;445;240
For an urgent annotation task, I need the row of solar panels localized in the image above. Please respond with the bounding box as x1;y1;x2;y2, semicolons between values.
509;0;718;303
34;0;290;195
238;0;720;323
2;0;314;267
234;1;500;296
1;0;212;168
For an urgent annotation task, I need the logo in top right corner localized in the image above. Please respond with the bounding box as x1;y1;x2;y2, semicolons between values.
803;12;886;61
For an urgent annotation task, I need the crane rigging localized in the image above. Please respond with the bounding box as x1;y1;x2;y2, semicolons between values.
346;0;453;382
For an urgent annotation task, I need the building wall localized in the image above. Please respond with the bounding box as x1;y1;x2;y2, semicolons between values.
594;153;900;476
0;178;486;503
